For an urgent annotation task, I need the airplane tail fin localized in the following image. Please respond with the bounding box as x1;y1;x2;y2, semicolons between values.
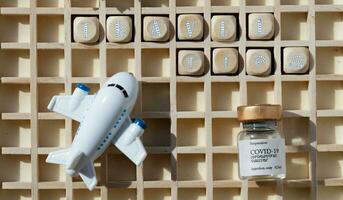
79;161;98;190
46;148;70;165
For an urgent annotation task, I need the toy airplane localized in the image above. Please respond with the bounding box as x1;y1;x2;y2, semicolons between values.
46;72;147;190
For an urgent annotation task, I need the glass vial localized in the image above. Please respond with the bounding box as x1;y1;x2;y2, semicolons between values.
237;104;286;180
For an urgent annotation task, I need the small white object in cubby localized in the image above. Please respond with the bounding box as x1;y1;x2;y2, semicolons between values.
178;50;205;76
246;49;272;76
283;47;309;74
143;16;170;42
212;48;238;74
248;13;274;40
211;15;237;42
286;153;309;179
73;17;99;43
107;16;133;43
177;14;204;41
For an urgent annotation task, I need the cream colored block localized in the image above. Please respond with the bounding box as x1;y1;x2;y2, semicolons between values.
178;50;204;75
248;13;274;40
212;48;238;74
143;16;170;42
246;49;272;76
73;17;99;43
211;15;236;42
178;14;203;41
107;16;132;43
283;47;309;74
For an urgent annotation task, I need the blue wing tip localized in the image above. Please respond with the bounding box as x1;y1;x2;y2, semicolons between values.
77;83;90;92
133;118;147;129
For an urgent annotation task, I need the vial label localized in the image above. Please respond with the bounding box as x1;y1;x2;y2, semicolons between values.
220;20;227;38
183;54;197;71
290;55;305;68
83;22;89;39
238;138;286;177
223;56;229;69
185;20;195;38
255;55;266;65
256;18;263;35
114;20;125;39
151;19;161;38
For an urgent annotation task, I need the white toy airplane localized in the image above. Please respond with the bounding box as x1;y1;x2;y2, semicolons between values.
46;72;147;190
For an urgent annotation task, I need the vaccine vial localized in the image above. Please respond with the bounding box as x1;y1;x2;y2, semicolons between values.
237;104;286;180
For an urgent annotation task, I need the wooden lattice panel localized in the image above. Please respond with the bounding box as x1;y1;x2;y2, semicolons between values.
1;0;343;200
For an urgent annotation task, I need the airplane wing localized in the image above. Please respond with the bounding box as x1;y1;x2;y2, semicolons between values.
79;160;98;190
112;118;147;165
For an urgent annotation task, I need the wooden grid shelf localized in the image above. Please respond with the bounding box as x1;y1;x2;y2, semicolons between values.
1;0;343;200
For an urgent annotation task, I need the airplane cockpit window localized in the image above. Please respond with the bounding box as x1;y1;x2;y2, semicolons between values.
107;83;129;98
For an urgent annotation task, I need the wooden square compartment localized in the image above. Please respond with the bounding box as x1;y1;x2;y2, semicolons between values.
71;0;99;7
108;189;136;200
0;190;31;200
0;0;29;7
286;153;309;179
213;154;239;180
211;0;240;6
107;49;135;76
143;118;171;147
281;12;309;41
318;186;343;200
142;49;170;77
246;0;274;5
178;188;206;200
73;189;100;200
0;15;30;43
316;0;343;4
317;152;343;180
107;154;136;181
176;0;204;6
106;0;134;8
211;82;240;111
0;120;31;147
38;120;66;147
316;12;343;40
0;155;31;182
144;154;171;180
37;15;64;43
317;117;343;145
39;155;65;182
38;84;65;112
142;0;169;7
0;50;30;77
213;188;240;200
283;187;310;200
177;154;206;181
316;47;343;75
248;186;277;199
0;84;31;113
177;83;205;112
282;117;309;146
281;0;308;4
38;50;65;77
317;81;343;110
142;83;170;112
212;118;240;146
247;82;275;105
39;190;66;200
177;118;205;147
72;49;100;77
37;0;64;7
144;189;171;200
282;81;309;110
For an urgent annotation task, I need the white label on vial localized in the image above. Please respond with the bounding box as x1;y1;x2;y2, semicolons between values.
257;18;263;35
151;19;161;38
185;21;195;37
238;138;286;177
83;22;89;39
220;20;226;38
114;20;125;39
290;55;305;68
184;54;197;70
255;55;266;65
223;56;229;69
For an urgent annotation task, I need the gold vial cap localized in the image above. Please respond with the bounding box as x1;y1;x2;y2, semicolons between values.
237;104;282;122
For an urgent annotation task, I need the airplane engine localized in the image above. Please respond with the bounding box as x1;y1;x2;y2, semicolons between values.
70;83;90;111
122;119;146;145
